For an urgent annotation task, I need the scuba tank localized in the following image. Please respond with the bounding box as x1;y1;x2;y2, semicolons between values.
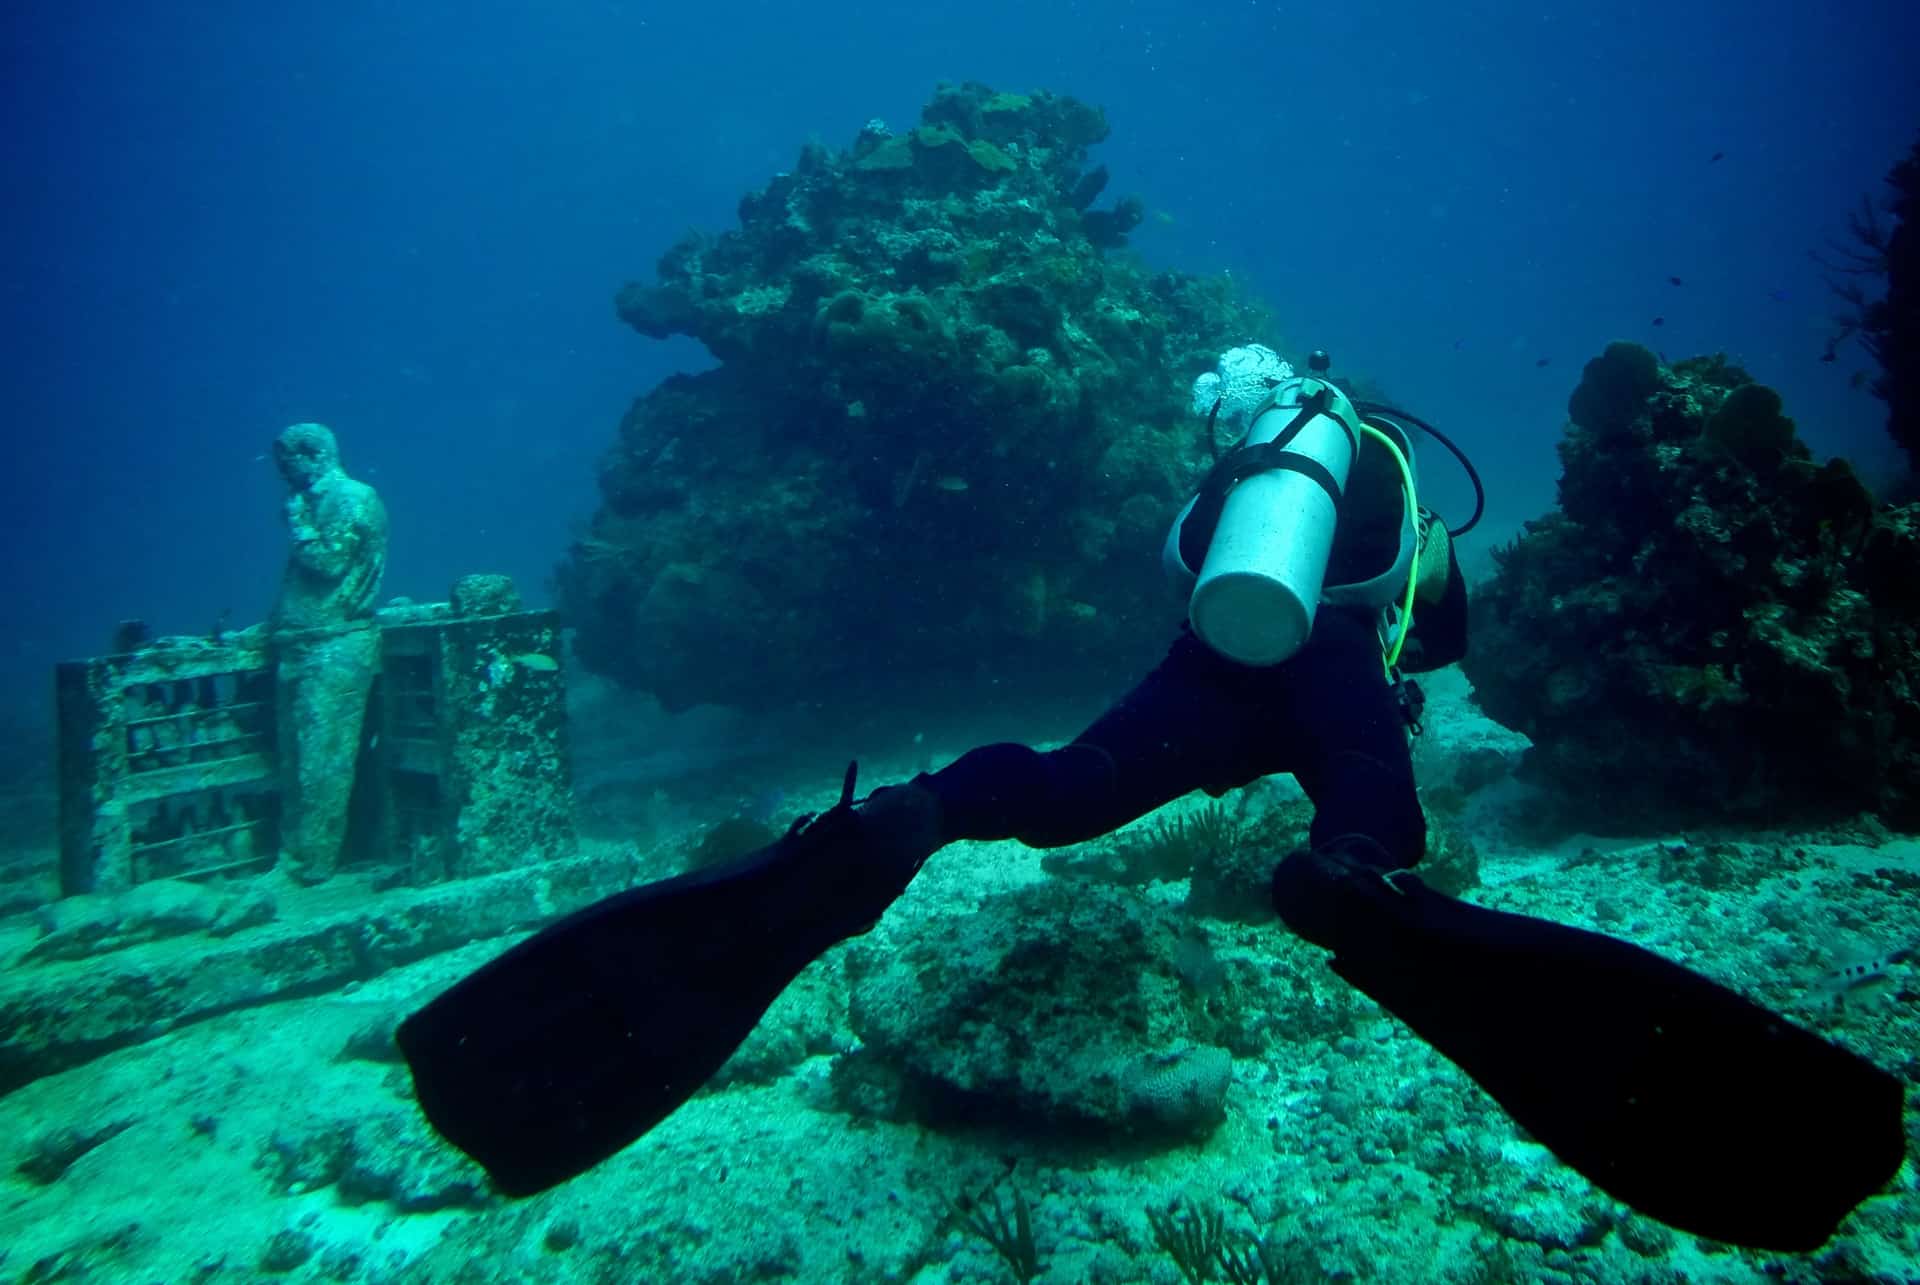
1163;374;1367;665
1163;348;1486;670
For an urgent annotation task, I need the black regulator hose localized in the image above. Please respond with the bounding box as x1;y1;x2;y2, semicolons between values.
1355;402;1485;538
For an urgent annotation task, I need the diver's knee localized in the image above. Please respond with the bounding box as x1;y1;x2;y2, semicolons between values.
1008;743;1119;848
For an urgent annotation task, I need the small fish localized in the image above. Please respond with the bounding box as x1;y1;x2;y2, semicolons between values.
1651;316;1665;327
1709;151;1724;163
1849;370;1873;390
1451;337;1467;351
1815;945;1914;1015
1534;357;1552;368
1820;344;1838;364
1668;276;1684;286
1766;288;1791;303
933;476;970;493
510;652;560;672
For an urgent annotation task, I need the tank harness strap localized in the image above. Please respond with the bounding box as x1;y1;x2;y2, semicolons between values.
1362;419;1422;673
1177;385;1357;571
1364;420;1428;738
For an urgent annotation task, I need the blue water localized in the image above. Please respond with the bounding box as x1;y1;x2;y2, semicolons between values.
2;0;1916;713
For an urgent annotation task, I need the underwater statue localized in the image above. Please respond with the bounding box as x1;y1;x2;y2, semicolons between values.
270;421;388;629
268;422;388;884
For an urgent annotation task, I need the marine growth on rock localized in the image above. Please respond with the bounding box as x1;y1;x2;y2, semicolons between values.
560;82;1273;721
1464;342;1920;831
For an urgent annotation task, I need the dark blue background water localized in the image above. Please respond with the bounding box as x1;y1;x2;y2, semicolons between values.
4;0;1916;725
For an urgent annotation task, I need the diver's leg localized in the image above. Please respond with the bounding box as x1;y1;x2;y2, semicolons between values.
1277;608;1425;869
921;627;1266;847
909;740;1120;847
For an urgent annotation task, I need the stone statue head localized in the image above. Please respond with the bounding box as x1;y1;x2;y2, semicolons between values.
273;422;343;491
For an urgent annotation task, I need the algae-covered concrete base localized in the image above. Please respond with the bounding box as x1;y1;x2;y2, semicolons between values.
0;844;642;1097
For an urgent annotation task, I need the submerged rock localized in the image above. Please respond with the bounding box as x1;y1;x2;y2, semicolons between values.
841;880;1240;1142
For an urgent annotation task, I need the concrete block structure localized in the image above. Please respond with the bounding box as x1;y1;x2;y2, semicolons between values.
56;589;575;895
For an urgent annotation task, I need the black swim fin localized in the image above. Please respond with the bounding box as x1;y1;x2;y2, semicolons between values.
1272;846;1908;1253
396;763;929;1196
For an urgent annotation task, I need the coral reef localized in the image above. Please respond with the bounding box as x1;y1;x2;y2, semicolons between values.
1464;342;1920;831
563;82;1271;718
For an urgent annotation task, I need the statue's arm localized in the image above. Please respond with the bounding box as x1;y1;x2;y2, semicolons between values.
287;493;374;581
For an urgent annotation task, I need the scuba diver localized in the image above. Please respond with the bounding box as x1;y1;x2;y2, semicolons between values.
398;348;1907;1254
842;344;1465;882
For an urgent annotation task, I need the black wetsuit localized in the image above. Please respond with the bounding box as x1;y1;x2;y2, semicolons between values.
918;438;1443;871
920;606;1425;865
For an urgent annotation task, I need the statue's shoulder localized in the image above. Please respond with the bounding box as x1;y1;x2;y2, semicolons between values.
337;476;389;528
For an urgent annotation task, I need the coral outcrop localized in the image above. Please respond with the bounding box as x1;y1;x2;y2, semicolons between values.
562;82;1270;718
837;880;1252;1141
1464;342;1920;832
